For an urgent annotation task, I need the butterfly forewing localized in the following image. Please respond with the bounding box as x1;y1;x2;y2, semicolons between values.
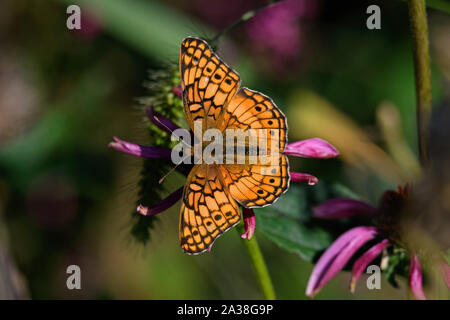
180;37;241;131
217;87;288;152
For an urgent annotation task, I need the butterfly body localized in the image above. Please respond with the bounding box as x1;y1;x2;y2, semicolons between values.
179;37;290;254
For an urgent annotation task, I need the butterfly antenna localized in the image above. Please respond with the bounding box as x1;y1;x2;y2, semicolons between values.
158;155;190;184
152;115;192;149
158;165;178;184
153;115;174;134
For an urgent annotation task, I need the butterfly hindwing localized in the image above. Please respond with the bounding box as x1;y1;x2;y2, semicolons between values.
219;155;290;208
180;164;241;254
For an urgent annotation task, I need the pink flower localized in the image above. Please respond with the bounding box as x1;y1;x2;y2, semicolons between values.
306;186;450;299
313;198;378;219
409;252;426;300
109;136;172;159
350;239;390;292
75;9;103;41
306;226;379;297
171;85;183;99
241;208;256;240
286;138;339;186
146;106;181;133
136;187;184;217
284;138;339;159
245;0;319;72
289;172;318;186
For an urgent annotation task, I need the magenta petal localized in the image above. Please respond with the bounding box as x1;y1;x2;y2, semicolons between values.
313;198;378;219
241;208;256;240
137;187;183;216
284;138;339;159
172;85;182;99
290;172;318;185
109;136;172;159
306;226;378;298
146;107;181;133
409;253;426;300
350;239;390;292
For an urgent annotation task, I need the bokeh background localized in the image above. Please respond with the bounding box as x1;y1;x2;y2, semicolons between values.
0;0;449;299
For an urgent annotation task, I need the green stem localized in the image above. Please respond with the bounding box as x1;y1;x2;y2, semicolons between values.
407;0;432;166
402;0;450;15
210;0;286;44
236;224;276;300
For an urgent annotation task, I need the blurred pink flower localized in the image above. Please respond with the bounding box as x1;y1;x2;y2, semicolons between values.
245;0;318;72
192;0;254;29
186;0;319;73
306;185;450;299
409;252;426;300
75;9;102;40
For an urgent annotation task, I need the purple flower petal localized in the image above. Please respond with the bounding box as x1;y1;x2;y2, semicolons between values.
350;239;390;292
284;138;339;159
306;226;378;298
109;136;172;159
313;198;378;219
137;187;184;216
146;107;181;133
172;85;182;99
409;253;426;300
290;171;318;185
241;208;256;240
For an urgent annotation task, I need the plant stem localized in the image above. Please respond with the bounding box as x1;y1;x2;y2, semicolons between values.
402;0;450;15
407;0;432;166
236;224;276;300
210;0;286;44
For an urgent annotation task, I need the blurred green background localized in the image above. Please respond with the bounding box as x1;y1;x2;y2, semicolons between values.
0;0;448;299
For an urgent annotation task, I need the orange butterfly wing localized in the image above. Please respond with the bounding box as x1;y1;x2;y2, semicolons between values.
180;164;240;254
217;88;290;207
180;36;240;130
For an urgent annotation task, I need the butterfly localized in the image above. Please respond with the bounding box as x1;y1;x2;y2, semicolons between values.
179;37;290;254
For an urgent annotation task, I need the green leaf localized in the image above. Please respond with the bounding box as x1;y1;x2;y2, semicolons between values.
256;208;331;261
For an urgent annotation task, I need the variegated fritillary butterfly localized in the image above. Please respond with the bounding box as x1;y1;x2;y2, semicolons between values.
179;37;290;254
